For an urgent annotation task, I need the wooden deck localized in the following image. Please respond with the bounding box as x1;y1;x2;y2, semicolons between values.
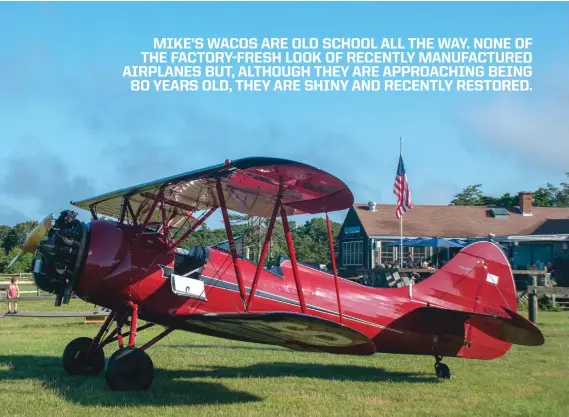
2;311;110;318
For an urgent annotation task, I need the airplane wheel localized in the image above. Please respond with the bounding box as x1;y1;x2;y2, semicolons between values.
62;337;105;376
435;362;451;379
105;348;154;391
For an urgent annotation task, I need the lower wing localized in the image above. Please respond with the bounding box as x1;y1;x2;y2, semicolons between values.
180;312;376;356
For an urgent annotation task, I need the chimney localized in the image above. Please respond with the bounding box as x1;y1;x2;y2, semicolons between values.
368;201;377;212
519;192;533;216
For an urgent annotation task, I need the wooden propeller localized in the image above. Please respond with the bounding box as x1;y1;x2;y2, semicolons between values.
7;213;53;269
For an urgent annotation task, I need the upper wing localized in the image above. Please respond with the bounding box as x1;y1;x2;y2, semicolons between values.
71;157;354;219
178;312;376;356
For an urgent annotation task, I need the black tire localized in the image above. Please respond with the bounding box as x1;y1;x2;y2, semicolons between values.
435;363;451;379
62;337;105;376
105;348;154;390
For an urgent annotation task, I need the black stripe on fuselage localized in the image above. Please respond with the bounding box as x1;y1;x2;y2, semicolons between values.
199;276;398;332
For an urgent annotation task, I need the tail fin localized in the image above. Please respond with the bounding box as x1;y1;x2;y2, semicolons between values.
415;241;544;359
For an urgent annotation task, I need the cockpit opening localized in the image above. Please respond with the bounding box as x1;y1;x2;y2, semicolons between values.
174;246;209;278
170;246;209;299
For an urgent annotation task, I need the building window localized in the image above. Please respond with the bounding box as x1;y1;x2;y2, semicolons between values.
344;226;360;235
411;246;427;263
343;240;363;266
400;246;411;261
378;243;426;266
380;243;395;264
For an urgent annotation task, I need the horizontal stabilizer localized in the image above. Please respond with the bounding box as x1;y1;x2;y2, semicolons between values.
466;307;545;347
417;305;545;348
183;312;376;356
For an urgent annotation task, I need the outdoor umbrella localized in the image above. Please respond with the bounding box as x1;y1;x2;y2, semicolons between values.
407;237;465;248
406;236;466;268
384;238;426;247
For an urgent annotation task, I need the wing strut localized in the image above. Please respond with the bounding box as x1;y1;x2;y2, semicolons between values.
326;213;343;323
168;207;217;250
247;183;284;311
281;206;307;314
216;178;248;310
140;189;163;231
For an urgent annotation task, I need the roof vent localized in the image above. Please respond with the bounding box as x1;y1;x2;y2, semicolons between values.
368;201;377;212
488;207;510;219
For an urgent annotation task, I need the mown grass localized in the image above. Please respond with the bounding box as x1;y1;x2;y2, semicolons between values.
1;300;568;417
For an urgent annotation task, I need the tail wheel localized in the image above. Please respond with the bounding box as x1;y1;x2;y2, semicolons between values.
62;337;105;375
105;348;154;390
434;361;451;379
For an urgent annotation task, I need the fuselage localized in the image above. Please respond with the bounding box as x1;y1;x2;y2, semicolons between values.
66;219;485;359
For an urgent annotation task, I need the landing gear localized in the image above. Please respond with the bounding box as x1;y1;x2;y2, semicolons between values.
105;348;154;390
62;337;105;375
434;355;451;379
60;302;173;390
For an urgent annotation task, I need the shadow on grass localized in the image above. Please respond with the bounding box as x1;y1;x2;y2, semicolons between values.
0;353;436;407
175;362;438;383
0;354;260;406
165;344;287;352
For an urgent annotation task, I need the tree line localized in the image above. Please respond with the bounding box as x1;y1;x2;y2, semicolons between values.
450;173;569;207
0;221;38;274
179;214;341;268
0;215;341;274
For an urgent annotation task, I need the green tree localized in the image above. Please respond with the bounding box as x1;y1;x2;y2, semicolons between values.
175;215;339;267
292;217;341;264
478;192;518;207
0;225;10;251
533;183;560;207
0;247;34;273
179;223;227;249
450;184;484;206
558;173;569;207
451;173;569;208
1;220;38;254
227;214;267;263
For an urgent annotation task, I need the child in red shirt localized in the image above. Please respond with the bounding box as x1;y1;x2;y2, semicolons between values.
7;277;20;315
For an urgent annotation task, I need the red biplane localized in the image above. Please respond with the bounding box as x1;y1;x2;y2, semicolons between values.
10;157;544;390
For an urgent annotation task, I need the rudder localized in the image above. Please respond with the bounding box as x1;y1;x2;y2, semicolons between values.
415;241;517;313
414;241;541;359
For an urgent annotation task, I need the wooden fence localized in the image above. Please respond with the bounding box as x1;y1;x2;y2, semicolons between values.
345;268;550;287
0;272;33;282
527;285;569;323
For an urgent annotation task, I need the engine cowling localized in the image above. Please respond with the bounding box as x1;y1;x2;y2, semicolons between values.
33;210;89;305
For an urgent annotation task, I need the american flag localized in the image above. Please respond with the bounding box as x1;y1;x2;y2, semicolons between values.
393;155;413;219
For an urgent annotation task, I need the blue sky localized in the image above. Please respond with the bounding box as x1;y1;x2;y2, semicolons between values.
0;1;568;227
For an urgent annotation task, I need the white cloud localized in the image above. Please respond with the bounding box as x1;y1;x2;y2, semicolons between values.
456;63;569;174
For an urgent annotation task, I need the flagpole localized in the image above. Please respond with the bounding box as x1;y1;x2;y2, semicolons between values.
399;136;403;268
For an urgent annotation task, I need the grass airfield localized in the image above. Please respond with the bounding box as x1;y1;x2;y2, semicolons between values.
1;300;568;417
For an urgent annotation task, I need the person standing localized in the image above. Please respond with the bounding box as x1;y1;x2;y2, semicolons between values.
6;277;20;315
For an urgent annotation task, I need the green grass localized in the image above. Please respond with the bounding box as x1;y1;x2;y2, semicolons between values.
1;301;568;417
